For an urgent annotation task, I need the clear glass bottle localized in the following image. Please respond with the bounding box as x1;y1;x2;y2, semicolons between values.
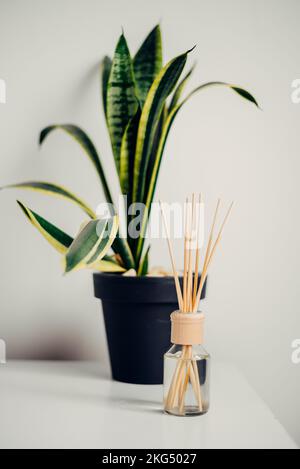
163;312;210;417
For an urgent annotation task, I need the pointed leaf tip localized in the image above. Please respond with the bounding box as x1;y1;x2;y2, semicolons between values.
16;199;74;254
39;127;48;145
151;24;161;34
108;33;137;173
117;32;128;49
37;124;114;205
187;45;197;54
133;25;163;106
231;86;259;108
16;200;28;216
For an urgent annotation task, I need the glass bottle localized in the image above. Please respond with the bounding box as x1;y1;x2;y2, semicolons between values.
163;311;210;416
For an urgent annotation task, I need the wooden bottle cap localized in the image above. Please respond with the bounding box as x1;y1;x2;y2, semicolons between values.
171;311;205;345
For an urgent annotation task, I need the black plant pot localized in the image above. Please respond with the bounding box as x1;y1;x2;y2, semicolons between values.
93;272;207;385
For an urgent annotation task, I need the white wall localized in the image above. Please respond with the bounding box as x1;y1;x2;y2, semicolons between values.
0;0;299;445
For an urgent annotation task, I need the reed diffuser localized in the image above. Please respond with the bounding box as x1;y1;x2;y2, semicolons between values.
160;194;233;416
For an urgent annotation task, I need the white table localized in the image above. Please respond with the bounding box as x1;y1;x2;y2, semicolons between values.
0;361;297;449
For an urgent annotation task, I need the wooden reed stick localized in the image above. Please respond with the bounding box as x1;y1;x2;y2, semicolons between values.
166;346;188;408
165;359;182;408
192;198;220;312
193;201;233;312
206;201;234;269
170;347;189;409
166;343;202;414
164;195;232;416
160;201;183;311
179;365;190;405
186;194;195;312
178;370;185;406
202;198;220;271
183;198;189;312
193;193;202;306
179;349;192;413
178;347;203;413
191;360;203;411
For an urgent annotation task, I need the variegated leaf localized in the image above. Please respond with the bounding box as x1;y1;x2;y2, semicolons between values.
17;200;73;254
168;64;195;113
132;49;191;205
137;245;150;276
93;257;125;273
39;124;114;205
64;217;118;273
87;217;119;266
119;107;141;200
2;181;96;219
106;34;138;173
135;81;258;261
133;24;162;106
100;56;112;118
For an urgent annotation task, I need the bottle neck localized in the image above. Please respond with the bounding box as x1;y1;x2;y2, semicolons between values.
167;343;209;357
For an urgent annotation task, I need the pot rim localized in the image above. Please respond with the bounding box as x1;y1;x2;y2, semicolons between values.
93;271;180;282
93;271;207;303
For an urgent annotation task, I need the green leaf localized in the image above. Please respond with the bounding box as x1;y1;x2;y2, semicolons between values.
168;64;195;113
4;180;134;269
38;125;134;267
65;218;107;273
135;80;258;261
133;24;162;106
2;181;96;219
230;86;259;107
132;49;190;205
93;258;125;272
135;106;178;261
65;217;118;273
17;200;124;272
144;105;166;202
119;107;141;200
112;236;135;270
3;180;134;270
100;56;112;118
17;200;73;254
106;34;138;174
137;245;150;276
39;125;114;205
130;107;166;262
86;217;119;266
185;81;259;107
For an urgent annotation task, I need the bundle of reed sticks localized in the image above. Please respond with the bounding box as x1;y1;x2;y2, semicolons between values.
160;194;233;415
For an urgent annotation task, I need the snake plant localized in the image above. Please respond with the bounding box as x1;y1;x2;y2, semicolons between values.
2;25;258;275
